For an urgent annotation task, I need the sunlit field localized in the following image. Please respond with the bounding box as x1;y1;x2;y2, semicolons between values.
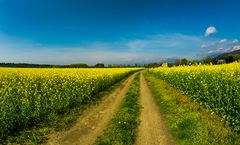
0;68;138;137
148;62;240;132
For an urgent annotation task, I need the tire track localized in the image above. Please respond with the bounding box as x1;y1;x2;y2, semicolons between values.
46;73;137;145
135;72;176;145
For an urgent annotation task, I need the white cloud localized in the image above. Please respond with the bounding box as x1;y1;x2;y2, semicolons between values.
232;45;240;51
203;37;240;55
205;26;217;37
207;45;240;55
208;45;240;54
208;48;227;54
208;50;214;54
0;32;219;64
201;44;208;49
217;47;224;50
232;39;239;44
219;39;227;44
215;48;225;53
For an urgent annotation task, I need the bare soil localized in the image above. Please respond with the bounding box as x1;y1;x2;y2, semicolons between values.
46;73;137;145
135;73;176;145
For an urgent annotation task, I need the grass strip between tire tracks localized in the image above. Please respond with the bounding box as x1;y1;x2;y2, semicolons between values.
95;73;140;145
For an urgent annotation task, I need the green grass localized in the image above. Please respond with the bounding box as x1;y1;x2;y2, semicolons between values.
95;74;140;145
2;73;134;145
145;73;240;145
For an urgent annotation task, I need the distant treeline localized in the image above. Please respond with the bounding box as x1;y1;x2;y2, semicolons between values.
0;63;55;68
2;53;240;68
144;58;199;68
0;63;141;68
144;54;240;68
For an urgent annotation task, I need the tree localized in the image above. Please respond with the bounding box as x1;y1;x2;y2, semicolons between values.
95;63;104;68
202;56;213;64
191;59;200;65
69;64;88;68
181;58;188;65
134;64;141;67
144;62;161;68
232;54;240;62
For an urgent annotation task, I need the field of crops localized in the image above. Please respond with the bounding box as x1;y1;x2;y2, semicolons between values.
0;68;137;138
148;62;240;131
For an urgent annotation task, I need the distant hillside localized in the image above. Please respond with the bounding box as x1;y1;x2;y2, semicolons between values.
216;49;240;59
213;49;240;63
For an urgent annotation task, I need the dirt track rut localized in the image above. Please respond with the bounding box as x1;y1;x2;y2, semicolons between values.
135;73;176;145
46;73;137;145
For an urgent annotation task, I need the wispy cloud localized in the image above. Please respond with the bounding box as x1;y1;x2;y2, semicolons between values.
219;39;227;44
200;26;239;55
127;40;146;51
206;40;240;54
232;39;239;44
201;44;208;49
1;33;209;64
232;45;240;51
0;31;237;64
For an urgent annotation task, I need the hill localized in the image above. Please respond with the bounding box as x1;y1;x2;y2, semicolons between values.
216;49;240;58
214;49;240;63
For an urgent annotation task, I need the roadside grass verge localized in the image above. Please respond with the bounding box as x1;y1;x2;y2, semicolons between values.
95;74;140;145
145;73;240;145
3;73;135;145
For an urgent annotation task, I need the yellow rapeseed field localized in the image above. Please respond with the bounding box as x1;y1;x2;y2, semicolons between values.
0;68;138;137
148;62;240;131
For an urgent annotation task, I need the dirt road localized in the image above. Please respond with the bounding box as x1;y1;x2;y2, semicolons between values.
46;73;137;145
135;73;176;145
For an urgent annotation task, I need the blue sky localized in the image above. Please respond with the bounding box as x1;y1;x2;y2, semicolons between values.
0;0;240;64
